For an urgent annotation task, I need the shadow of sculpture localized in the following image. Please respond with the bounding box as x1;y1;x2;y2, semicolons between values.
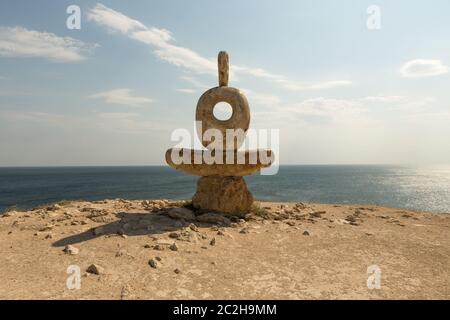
52;207;235;247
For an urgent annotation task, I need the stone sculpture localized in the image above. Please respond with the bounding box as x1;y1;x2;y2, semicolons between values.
166;51;274;216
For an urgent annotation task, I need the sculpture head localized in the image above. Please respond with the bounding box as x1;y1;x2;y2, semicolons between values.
196;51;250;151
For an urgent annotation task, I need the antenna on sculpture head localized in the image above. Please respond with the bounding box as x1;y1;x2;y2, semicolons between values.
218;51;229;87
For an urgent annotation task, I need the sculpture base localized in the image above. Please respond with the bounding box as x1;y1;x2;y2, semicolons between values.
192;176;253;217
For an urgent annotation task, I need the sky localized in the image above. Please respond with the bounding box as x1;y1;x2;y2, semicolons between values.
0;0;449;166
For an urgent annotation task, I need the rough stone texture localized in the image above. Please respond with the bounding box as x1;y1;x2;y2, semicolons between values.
192;176;253;216
165;148;273;176
196;212;231;225
165;51;275;215
165;207;195;220
218;51;229;87
196;87;250;150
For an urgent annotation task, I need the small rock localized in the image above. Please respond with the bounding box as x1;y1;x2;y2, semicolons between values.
189;223;199;232
239;228;250;234
302;230;310;236
47;204;62;211
115;250;124;257
174;268;181;274
286;221;296;226
196;213;231;225
177;230;197;242
169;243;178;251
39;224;54;232
63;245;79;255
210;237;216;246
295;202;306;209
310;211;325;218
155;256;162;261
153;244;165;251
86;264;104;275
143;244;152;248
166;207;195;220
169;232;180;239
148;259;158;268
44;233;53;239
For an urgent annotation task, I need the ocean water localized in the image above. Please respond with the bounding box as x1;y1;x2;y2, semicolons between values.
0;165;450;213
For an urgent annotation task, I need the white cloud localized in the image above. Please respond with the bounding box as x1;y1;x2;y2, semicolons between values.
280;79;352;90
86;3;146;34
240;88;281;105
0;110;170;135
88;3;351;90
400;59;449;78
234;65;352;90
287;97;365;120
179;76;209;90
176;88;196;94
178;75;282;105
363;95;408;103
90;88;153;106
0;26;97;62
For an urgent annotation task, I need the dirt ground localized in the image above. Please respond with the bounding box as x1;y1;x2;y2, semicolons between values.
0;199;449;299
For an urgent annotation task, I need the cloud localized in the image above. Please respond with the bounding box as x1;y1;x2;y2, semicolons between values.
240;89;281;105
176;88;196;94
86;3;146;34
362;95;408;103
179;76;209;90
0;26;97;62
88;3;351;90
288;97;365;119
89;88;153;106
400;59;449;78
178;75;281;105
234;65;352;90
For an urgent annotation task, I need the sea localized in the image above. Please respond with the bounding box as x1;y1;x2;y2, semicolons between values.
1;165;450;214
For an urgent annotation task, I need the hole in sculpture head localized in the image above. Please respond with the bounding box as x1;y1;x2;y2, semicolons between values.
213;102;233;121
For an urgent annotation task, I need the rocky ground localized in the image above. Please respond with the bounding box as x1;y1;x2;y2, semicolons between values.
0;199;449;299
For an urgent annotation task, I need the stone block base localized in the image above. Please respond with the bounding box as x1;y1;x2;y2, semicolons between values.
192;176;253;216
